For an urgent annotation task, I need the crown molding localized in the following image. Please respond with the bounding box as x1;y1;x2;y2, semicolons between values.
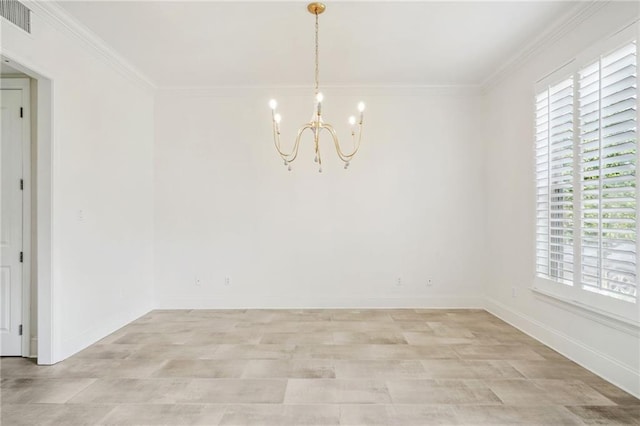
481;0;609;91
23;0;156;91
157;84;483;98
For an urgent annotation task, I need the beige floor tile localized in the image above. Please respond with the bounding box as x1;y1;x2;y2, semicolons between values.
464;360;525;379
208;344;295;360
1;377;96;404
388;310;437;321
67;378;191;404
241;359;335;379
52;358;167;379
386;380;502;404
581;376;640;405
116;320;232;335
237;321;338;333
285;379;392;404
330;310;394;322
178;379;287;403
487;378;616;406
293;344;457;360
1;357;65;378
427;324;476;338
340;404;459;426
453;405;585;425
331;321;406;333
486;378;558;405
74;343;141;360
472;330;539;345
530;379;616;405
509;359;600;380
154;359;248;378
2;309;638;426
99;404;227;425
220;404;340;426
187;331;264;345
388;320;432;332
260;332;335;344
0;403;114;426
530;345;573;361
403;332;476;345
127;343;216;360
266;310;333;322
454;344;546;360
333;331;408;345
334;360;426;379
112;331;195;345
419;359;524;380
565;405;640;425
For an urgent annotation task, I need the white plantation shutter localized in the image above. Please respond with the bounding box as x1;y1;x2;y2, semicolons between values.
535;39;638;309
579;42;637;302
536;78;575;284
536;91;550;277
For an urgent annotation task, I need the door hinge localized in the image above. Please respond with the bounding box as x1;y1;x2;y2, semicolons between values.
20;107;23;118
20;179;24;190
20;252;23;263
19;325;23;336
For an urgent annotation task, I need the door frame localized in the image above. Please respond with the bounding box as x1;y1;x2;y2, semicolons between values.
0;77;31;357
1;52;55;365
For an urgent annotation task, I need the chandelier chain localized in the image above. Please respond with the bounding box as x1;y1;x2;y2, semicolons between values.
314;11;319;93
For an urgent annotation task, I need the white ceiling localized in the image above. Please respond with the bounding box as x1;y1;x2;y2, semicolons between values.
58;1;576;87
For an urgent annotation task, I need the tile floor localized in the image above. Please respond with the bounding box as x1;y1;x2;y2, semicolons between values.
1;309;639;425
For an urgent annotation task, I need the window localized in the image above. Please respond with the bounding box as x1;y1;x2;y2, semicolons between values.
535;39;638;319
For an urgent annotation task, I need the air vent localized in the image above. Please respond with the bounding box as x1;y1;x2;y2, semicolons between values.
0;0;31;33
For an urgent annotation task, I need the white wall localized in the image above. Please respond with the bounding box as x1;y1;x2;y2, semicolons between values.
483;2;640;396
1;3;155;363
154;87;485;308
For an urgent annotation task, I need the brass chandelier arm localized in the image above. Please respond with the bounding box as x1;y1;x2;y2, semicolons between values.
272;121;313;164
321;123;364;162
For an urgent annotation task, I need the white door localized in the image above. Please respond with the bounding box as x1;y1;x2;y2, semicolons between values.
0;89;24;356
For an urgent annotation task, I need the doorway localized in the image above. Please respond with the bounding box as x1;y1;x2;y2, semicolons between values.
0;77;31;357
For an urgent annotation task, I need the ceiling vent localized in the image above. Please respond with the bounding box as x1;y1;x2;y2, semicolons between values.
0;0;31;33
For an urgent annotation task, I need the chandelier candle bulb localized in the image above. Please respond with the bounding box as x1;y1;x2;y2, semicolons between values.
269;3;366;171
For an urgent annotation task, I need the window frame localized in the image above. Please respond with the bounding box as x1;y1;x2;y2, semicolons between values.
532;24;640;325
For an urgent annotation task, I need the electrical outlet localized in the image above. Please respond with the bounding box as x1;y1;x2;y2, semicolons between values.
195;277;202;287
395;277;403;287
427;279;433;287
224;276;232;286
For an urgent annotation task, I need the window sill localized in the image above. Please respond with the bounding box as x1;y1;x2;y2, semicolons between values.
530;287;640;336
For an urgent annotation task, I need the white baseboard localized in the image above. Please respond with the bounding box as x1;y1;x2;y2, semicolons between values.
56;304;153;363
484;297;640;399
156;295;484;310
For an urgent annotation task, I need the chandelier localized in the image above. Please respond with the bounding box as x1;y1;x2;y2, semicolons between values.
269;2;365;173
